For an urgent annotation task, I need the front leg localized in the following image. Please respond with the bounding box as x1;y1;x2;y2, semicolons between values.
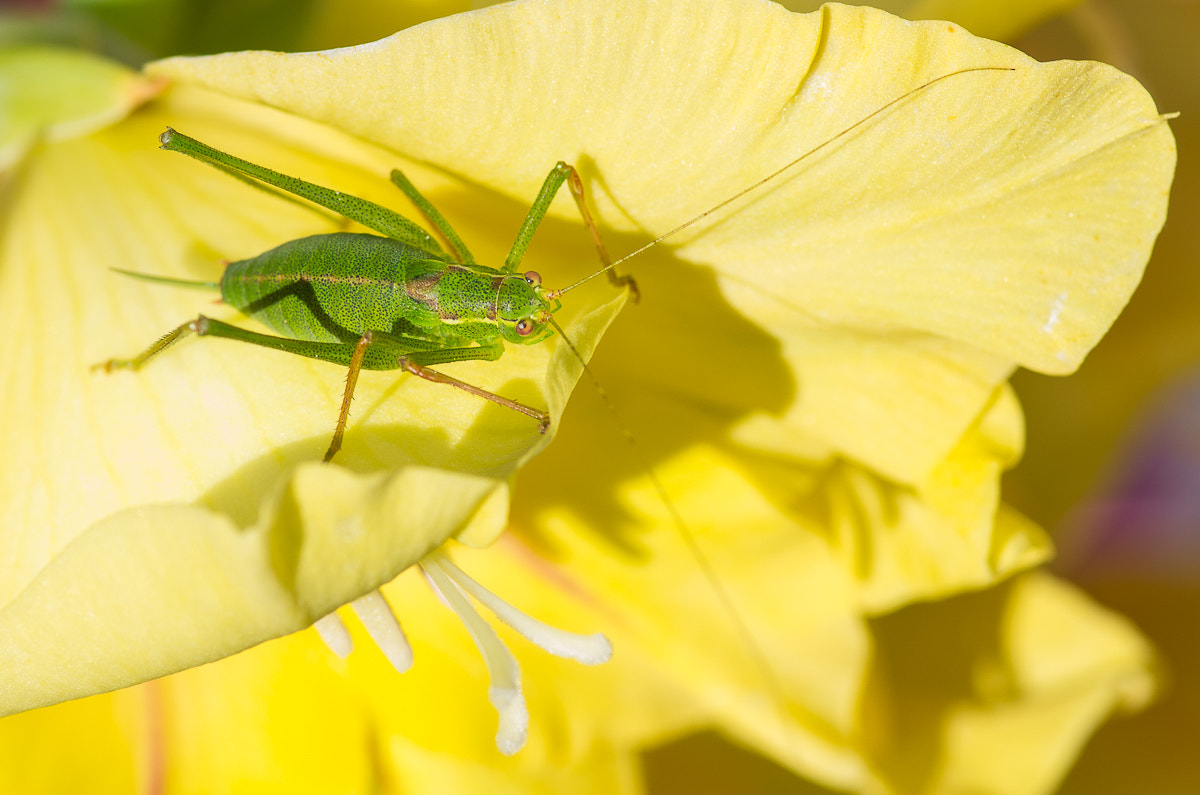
397;356;550;433
503;162;639;301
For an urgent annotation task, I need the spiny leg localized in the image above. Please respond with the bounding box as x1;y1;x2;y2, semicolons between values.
398;356;550;433
389;169;475;265
563;164;639;302
96;315;369;462
159;129;445;257
503;162;638;301
149;321;535;455
98;313;551;458
325;332;373;462
92;318;202;372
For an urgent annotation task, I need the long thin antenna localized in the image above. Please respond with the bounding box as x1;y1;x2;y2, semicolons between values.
550;66;1015;298
545;313;793;737
542;64;1018;747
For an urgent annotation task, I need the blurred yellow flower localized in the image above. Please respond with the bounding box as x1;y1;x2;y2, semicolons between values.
0;0;1178;792
0;45;163;168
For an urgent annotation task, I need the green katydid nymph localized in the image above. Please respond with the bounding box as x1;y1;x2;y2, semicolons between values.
97;68;1013;465
96;127;633;462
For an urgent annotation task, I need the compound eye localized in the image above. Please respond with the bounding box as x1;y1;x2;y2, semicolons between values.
516;318;535;337
523;270;542;286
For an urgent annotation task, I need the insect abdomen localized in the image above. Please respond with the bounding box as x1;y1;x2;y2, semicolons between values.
221;233;438;343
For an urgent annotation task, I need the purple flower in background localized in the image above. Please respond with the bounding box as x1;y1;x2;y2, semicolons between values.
1060;373;1200;580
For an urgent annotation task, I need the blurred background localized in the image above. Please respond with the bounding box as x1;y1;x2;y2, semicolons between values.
2;0;1195;792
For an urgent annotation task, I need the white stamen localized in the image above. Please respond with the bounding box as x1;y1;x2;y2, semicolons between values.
351;589;413;673
313;612;353;659
422;558;529;755
429;551;612;665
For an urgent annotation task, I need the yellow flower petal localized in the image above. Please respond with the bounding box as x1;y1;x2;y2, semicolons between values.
0;0;1174;783
0;468;492;715
150;0;1173;487
136;0;1171;772
516;436;871;785
0;46;162;170
158;636;371;793
0;689;146;793
823;384;1052;610
0;615;643;793
865;572;1156;795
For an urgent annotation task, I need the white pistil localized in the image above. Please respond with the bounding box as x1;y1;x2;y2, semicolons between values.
429;551;612;665
351;589;413;673
422;557;529;755
313;612;353;659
